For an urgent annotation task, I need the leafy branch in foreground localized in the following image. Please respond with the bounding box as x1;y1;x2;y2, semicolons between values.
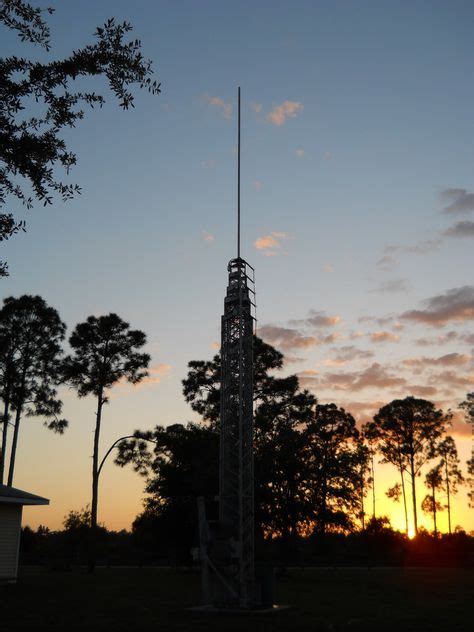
0;0;160;275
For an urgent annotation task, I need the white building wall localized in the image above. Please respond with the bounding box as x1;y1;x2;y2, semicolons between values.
0;504;22;580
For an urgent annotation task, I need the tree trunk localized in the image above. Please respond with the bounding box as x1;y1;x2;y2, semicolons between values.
7;405;22;486
400;466;409;535
410;455;418;536
88;390;103;573
0;392;11;485
445;459;451;535
371;453;376;520
7;359;28;487
432;483;437;536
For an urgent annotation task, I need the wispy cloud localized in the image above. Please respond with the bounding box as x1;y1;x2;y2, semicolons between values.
441;188;474;214
202;231;215;243
295;148;305;157
204;94;232;119
258;325;318;351
300;362;407;392
253;180;263;191
254;231;288;256
401;285;474;327
117;363;171;390
289;310;342;329
251;102;262;113
369;279;410;294
323;264;333;273
403;353;471;370
443;220;474;238
369;331;400;343
266;100;303;127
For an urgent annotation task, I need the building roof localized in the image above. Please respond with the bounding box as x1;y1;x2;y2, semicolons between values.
0;484;49;506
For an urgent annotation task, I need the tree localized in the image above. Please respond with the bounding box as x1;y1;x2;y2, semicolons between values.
361;423;377;521
352;435;371;529
422;464;444;536
369;397;451;536
366;417;410;535
302;404;360;537
435;436;464;534
116;423;219;560
460;393;473;508
0;294;67;485
62;313;149;572
121;337;316;546
0;0;160;275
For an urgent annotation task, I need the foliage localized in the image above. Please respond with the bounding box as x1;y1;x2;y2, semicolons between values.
0;294;67;485
63;312;150;571
367;396;451;534
0;0;160;275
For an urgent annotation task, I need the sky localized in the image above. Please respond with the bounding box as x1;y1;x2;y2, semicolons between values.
1;0;473;534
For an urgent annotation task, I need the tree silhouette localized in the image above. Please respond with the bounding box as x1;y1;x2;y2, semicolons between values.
422;463;444;536
123;337;316;545
435;436;464;534
0;294;67;485
63;313;149;572
365;416;410;534
303;404;360;537
353;434;371;529
0;0;160;275
369;397;451;535
460;393;473;509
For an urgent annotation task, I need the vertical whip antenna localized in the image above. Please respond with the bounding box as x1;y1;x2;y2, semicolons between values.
237;86;241;259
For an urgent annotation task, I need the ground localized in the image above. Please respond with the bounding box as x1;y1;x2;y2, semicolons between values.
1;567;472;631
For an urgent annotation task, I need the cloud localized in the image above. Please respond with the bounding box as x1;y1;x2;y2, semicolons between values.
330;346;375;365
376;254;398;270
253;180;263;191
295;148;305;157
324;152;332;161
251;102;262;113
369;331;400;343
406;385;439;397
441;188;474;214
370;279;410;294
254;231;288;256
427;370;474;389
323;264;333;273
202;231;215;242
266;100;303;126
204;95;232;119
290;310;342;329
414;331;459;346
118;363;171;390
211;341;219;350
443;220;474;238
404;239;442;255
401;286;474;327
322;363;407;392
403;353;472;370
358;315;394;326
258;325;318;351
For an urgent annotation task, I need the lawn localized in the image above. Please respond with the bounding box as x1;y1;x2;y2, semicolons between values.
1;566;472;631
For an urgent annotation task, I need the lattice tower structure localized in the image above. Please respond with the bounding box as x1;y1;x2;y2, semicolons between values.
219;256;256;607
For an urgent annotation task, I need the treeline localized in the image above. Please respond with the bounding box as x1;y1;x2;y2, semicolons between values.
1;295;473;569
19;516;474;568
116;337;473;552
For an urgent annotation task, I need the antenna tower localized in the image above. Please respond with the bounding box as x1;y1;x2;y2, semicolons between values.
218;87;256;606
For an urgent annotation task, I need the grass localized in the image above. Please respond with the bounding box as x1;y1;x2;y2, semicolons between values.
1;566;472;631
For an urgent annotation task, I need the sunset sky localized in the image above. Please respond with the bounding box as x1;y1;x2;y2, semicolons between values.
2;0;473;533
